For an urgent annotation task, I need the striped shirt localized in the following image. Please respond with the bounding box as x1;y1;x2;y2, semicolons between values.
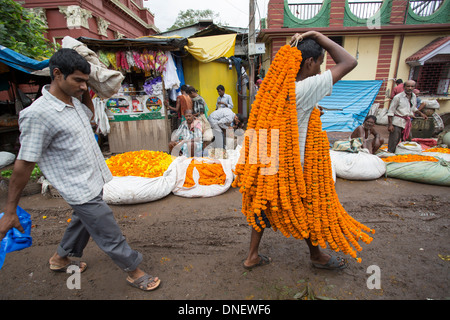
17;85;112;205
295;70;333;165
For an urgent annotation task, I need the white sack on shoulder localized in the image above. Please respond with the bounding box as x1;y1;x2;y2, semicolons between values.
330;150;386;180
103;157;179;204
172;157;233;198
62;36;125;99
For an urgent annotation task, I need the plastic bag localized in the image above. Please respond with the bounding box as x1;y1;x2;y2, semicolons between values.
395;141;422;154
102;157;180;204
0;206;33;270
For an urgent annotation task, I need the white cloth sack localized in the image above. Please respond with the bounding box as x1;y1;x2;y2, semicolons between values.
330;150;386;180
0;152;15;169
102;157;180;204
62;36;125;99
172;156;233;198
395;141;422;154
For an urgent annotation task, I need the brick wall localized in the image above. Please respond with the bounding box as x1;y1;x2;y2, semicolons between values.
390;0;408;24
330;0;345;27
374;35;396;105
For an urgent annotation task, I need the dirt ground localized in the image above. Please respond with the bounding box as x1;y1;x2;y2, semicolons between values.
0;126;449;302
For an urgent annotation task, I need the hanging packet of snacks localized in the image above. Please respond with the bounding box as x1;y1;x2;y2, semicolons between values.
232;44;375;262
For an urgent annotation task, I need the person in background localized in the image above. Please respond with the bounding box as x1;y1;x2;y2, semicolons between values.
208;108;243;148
215;85;233;110
169;109;203;157
390;79;404;99
168;84;193;124
0;48;160;292
350;115;384;154
186;86;207;117
387;80;428;153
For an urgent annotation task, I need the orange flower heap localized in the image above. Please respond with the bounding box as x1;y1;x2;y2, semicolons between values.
233;44;374;262
382;154;438;163
106;150;173;178
183;160;226;187
423;147;450;154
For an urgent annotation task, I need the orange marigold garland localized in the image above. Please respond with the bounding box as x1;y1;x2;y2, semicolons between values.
233;44;374;262
183;160;226;188
382;154;438;163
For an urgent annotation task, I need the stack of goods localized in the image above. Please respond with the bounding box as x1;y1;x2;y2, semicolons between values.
232;44;374;262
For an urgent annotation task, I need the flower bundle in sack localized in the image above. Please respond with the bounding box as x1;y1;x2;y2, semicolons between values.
232;44;374;262
103;150;178;204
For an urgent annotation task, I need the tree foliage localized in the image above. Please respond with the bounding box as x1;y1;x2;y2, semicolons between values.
0;0;57;60
168;9;228;31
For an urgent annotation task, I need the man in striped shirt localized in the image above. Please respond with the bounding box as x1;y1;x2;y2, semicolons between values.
0;49;160;291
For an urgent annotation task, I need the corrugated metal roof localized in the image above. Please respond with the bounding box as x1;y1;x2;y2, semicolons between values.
319;80;383;132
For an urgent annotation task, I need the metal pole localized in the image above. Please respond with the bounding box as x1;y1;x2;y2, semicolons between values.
248;0;256;114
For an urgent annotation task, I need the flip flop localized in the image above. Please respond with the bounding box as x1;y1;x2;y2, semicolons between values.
312;255;347;270
49;260;87;273
243;254;272;270
127;274;161;291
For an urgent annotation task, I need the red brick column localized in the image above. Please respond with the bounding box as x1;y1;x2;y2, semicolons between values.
271;37;288;61
329;0;345;27
267;0;284;28
390;0;408;24
374;35;396;105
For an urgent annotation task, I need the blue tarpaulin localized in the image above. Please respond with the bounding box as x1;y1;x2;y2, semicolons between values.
319;80;383;132
0;45;49;74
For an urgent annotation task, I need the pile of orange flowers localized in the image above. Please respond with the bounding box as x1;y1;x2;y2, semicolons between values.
106;150;173;178
232;44;374;262
382;154;438;163
183;159;226;187
423;147;450;154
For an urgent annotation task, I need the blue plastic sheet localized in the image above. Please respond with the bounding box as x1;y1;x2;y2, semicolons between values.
0;206;33;270
0;45;49;74
319;80;383;132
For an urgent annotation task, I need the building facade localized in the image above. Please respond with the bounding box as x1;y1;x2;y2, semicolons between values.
16;0;159;44
259;0;450;113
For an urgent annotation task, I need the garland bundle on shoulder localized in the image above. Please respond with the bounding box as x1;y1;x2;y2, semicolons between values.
232;44;374;262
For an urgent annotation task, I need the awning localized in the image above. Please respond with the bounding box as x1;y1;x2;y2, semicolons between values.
77;36;188;51
184;34;236;63
319;80;383;132
406;36;450;66
0;45;49;74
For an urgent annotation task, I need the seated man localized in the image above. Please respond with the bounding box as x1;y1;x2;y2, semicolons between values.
350;115;384;154
169;109;203;157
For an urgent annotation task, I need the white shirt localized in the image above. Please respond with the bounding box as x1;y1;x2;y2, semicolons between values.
295;70;333;165
387;91;418;129
17;85;112;205
208;107;236;130
216;93;233;110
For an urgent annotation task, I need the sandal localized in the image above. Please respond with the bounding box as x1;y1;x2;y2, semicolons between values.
49;260;87;273
243;254;272;270
127;274;161;291
312;255;347;270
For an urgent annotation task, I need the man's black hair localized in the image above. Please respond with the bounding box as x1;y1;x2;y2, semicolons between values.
364;115;377;123
396;79;403;85
297;38;325;68
49;48;91;80
216;84;225;91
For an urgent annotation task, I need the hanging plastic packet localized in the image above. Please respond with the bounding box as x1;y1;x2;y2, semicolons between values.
0;206;33;270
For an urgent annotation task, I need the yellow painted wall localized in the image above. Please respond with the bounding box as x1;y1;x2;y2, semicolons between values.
339;36;380;81
183;55;239;116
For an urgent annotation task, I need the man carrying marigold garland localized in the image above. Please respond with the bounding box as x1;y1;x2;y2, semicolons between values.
243;31;358;270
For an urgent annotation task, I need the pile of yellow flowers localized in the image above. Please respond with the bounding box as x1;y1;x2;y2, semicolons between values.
106;150;173;178
233;44;374;262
